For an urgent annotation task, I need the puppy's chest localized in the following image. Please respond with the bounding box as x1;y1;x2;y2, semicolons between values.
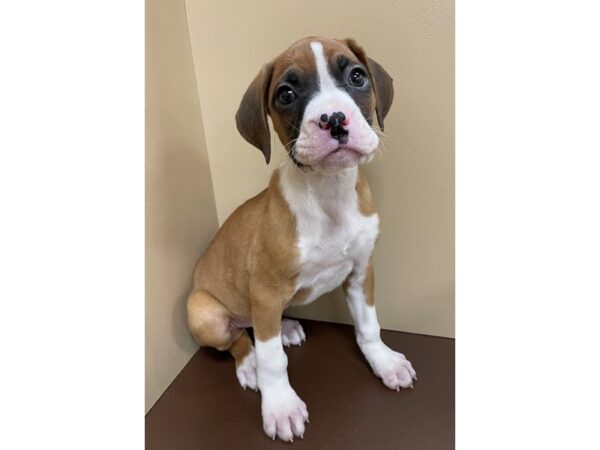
294;209;379;304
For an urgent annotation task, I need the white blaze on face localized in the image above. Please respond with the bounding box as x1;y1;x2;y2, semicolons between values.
293;41;379;172
311;41;337;92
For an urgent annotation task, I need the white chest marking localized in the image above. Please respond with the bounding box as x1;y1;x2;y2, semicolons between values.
279;164;379;305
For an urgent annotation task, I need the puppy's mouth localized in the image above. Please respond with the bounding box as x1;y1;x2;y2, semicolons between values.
290;146;360;170
321;145;362;161
327;146;361;156
301;145;366;164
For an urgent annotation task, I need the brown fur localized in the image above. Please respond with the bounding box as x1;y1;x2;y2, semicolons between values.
235;63;274;163
342;261;375;307
187;290;243;351
356;170;377;216
268;37;318;148
286;287;312;307
364;263;375;306
189;170;300;343
228;331;253;366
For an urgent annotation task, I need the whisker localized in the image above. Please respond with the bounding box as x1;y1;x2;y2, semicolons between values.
286;121;301;134
283;137;299;149
370;124;387;138
277;140;307;174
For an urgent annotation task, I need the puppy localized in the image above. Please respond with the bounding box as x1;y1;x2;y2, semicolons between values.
187;36;416;442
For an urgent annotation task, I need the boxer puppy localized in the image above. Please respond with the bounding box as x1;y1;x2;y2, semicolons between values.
187;36;417;442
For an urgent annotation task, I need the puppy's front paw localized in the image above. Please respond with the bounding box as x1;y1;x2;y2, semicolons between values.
367;345;417;390
235;348;257;391
261;386;309;442
281;319;306;347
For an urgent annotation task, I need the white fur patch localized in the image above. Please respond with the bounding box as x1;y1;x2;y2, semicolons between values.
255;335;309;441
281;318;306;347
280;164;379;306
310;41;337;91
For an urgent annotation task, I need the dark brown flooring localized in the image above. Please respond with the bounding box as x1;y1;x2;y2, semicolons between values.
146;319;454;449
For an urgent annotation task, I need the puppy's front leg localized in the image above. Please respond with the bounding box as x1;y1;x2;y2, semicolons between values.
252;297;309;442
344;263;417;390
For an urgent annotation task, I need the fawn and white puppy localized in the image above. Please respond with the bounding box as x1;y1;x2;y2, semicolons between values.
187;36;417;442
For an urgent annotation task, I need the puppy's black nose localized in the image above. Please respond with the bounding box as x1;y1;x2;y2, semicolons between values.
328;111;349;142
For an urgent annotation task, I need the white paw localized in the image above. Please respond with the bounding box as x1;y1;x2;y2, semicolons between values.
281;319;306;347
366;345;417;390
235;348;257;391
261;386;309;442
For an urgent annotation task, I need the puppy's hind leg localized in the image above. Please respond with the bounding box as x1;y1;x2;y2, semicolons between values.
187;290;257;390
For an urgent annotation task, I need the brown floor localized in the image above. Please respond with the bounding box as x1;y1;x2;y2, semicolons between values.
146;319;454;449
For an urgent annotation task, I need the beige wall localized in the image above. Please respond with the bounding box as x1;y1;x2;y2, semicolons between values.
185;0;454;337
145;0;219;412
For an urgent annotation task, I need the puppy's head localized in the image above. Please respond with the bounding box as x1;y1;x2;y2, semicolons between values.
236;37;393;173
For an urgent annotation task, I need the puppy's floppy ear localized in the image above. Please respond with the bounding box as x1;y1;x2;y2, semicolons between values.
344;39;394;131
235;63;274;164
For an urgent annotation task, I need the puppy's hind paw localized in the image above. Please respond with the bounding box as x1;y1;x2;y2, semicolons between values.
281;318;306;347
235;348;258;391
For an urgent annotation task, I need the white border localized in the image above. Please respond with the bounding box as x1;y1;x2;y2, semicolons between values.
0;1;143;448
457;1;600;448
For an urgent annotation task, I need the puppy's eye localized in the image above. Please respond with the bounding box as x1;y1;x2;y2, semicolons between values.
348;68;367;87
277;87;297;105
